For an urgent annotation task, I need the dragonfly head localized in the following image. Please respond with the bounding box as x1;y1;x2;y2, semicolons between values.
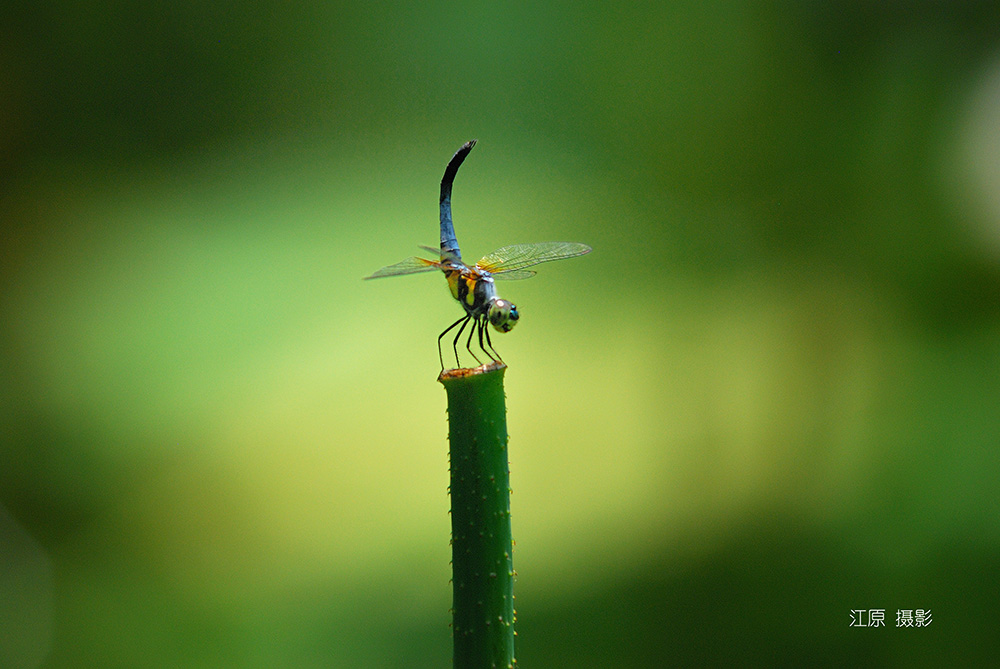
488;298;519;333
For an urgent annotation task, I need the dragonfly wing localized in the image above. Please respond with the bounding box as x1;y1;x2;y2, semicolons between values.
491;269;536;280
477;242;592;275
364;256;441;280
418;244;464;265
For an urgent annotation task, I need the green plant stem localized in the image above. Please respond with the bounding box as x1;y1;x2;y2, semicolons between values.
439;363;516;669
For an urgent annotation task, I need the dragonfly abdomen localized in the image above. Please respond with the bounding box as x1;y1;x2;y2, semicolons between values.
440;140;476;264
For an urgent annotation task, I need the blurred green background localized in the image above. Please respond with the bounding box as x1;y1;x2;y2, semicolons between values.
3;2;1000;666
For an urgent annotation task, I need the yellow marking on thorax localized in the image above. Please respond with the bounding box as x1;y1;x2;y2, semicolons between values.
463;276;477;307
446;270;461;301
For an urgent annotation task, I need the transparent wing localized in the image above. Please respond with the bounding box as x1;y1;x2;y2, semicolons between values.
488;268;538;280
419;244;464;264
363;256;441;280
476;242;592;279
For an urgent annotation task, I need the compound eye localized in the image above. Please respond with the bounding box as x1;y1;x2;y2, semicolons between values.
489;299;519;333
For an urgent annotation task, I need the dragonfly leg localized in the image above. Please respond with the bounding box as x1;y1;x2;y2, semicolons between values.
438;315;470;370
482;322;503;363
476;317;498;363
461;317;482;367
476;318;489;362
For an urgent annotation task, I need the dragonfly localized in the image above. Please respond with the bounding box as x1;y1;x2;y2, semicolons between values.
365;140;592;370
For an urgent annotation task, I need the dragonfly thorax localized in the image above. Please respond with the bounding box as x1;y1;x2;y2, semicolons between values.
446;266;519;333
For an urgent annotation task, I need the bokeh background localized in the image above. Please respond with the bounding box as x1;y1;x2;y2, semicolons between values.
3;3;1000;666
